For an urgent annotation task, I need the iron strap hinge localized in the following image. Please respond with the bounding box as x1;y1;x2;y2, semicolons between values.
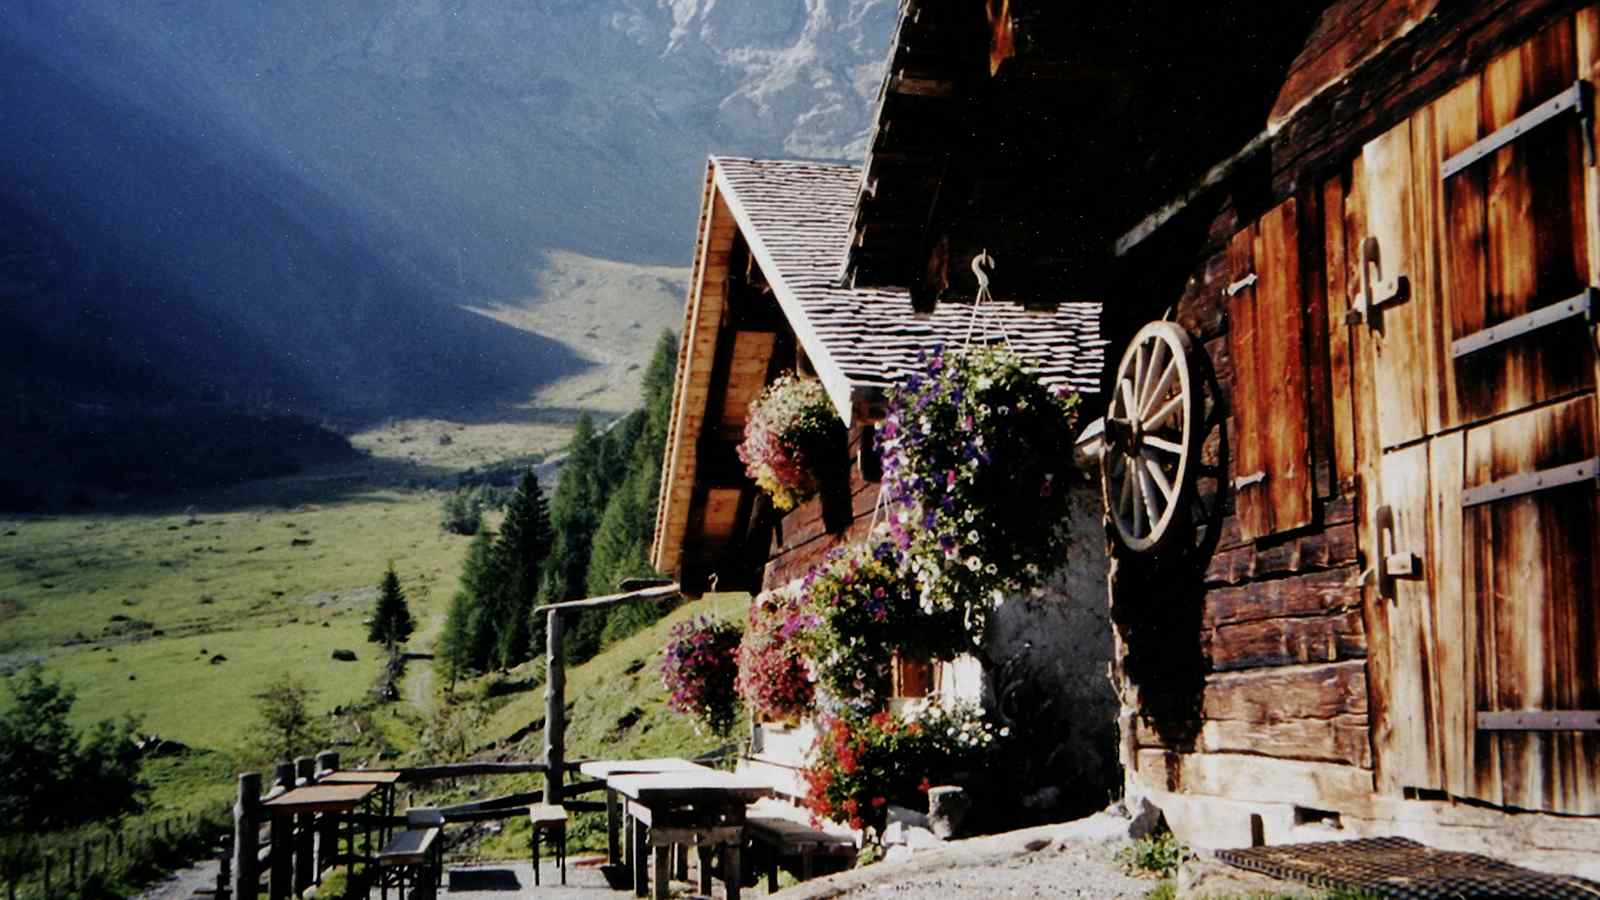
1451;287;1595;359
1477;710;1600;731
1441;79;1594;180
1231;470;1266;490
1225;273;1257;297
1461;456;1600;508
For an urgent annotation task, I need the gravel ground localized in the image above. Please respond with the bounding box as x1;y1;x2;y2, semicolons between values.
779;813;1158;900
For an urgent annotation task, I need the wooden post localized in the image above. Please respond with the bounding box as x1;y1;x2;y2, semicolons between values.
217;831;233;900
605;789;620;865
543;608;566;805
293;757;315;894
652;846;670;900
315;751;340;878
268;763;294;900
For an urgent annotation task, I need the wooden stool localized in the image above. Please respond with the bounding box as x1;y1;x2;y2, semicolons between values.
529;803;569;886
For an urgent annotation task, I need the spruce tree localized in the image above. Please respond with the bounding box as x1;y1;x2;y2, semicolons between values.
456;529;499;670
487;470;553;668
368;562;415;646
437;589;474;691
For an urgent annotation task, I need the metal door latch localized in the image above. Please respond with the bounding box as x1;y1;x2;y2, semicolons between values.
1232;470;1266;491
1345;237;1408;326
1374;505;1421;602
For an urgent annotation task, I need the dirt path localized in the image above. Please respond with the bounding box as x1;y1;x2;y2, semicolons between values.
405;611;445;716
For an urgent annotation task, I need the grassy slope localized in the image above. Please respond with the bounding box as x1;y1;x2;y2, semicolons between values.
466;249;688;416
466;592;752;859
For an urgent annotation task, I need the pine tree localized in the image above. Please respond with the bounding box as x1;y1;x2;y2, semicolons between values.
368;562;415;646
486;470;553;668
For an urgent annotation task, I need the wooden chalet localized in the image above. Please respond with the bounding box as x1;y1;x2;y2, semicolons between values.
838;0;1600;878
649;155;1117;808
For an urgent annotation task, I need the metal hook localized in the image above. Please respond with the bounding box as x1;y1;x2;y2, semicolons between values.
971;249;996;292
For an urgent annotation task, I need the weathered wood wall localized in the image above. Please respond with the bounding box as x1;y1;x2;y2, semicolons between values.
761;426;880;590
1114;0;1600;840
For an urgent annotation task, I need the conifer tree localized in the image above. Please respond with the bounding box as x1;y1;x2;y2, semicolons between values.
368;562;414;647
456;529;499;670
487;470;553;668
437;588;474;691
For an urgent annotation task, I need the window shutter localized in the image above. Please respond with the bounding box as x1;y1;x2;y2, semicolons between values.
1227;197;1315;541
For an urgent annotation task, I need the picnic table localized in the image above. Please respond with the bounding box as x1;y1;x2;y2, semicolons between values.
608;770;775;900
319;770;403;843
262;782;379;899
578;757;711;868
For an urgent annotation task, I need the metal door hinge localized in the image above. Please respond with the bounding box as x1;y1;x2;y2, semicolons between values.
1478;710;1600;731
1232;470;1266;491
1226;273;1257;297
1451;287;1595;359
1461;456;1600;508
1442;80;1595;180
1345;237;1408;326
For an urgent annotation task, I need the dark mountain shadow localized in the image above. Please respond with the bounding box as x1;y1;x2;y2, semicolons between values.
0;28;591;428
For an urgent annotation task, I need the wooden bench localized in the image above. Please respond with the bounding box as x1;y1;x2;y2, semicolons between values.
528;802;569;886
746;815;857;892
376;809;443;900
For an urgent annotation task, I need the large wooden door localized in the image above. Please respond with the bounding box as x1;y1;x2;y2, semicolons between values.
1349;14;1600;814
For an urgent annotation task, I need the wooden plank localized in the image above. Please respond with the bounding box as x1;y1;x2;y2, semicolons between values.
1376;441;1443;792
1427;430;1471;801
1226;223;1269;541
1344;150;1401;797
1202;661;1370;721
1469;17;1594;425
1433;75;1487;430
1464;395;1600;814
1256;198;1315;533
1301;188;1337;500
1204;608;1366;672
1203;522;1359;585
1580;6;1600;413
1134;750;1375;810
1203;567;1363;629
1362;117;1433;450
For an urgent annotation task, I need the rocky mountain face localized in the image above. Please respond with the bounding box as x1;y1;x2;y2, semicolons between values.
0;1;894;424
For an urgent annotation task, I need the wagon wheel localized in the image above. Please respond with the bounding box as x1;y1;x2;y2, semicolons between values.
1102;321;1203;553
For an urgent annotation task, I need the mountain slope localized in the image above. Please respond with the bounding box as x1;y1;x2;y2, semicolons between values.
0;2;893;425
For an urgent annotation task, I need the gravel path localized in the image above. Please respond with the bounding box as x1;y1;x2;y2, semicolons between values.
778;814;1155;900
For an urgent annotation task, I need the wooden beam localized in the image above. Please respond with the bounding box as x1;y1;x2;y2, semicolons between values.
535;583;681;613
544;609;566;805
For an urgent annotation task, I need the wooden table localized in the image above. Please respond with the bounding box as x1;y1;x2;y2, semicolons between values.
578;758;710;867
263;783;379;900
608;771;774;900
320;770;403;844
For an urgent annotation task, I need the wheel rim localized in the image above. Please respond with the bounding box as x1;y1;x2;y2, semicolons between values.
1103;321;1197;552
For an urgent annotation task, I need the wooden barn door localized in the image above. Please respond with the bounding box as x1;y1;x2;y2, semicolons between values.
1348;14;1600;814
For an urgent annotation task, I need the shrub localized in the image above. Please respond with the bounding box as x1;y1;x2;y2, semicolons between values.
878;347;1081;638
801;700;1003;836
736;587;816;724
0;666;148;834
738;373;847;511
440;488;484;535
659;615;743;738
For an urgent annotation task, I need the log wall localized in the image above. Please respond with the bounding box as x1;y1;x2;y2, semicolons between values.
1111;0;1600;866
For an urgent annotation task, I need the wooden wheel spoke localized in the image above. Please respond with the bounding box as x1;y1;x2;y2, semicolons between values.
1142;451;1176;506
1144;393;1185;431
1138;341;1169;413
1118;377;1139;420
1139;357;1177;420
1119;461;1134;520
1134;464;1156;533
1142;435;1185;456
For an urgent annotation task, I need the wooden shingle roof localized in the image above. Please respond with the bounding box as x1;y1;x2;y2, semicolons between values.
712;156;1104;421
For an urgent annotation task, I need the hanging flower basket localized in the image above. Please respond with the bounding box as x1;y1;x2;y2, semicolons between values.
736;587;817;725
660;615;744;738
800;540;964;714
878;346;1082;637
801;700;1005;836
738;373;848;511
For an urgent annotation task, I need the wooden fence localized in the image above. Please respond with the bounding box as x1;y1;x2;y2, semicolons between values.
2;805;231;900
